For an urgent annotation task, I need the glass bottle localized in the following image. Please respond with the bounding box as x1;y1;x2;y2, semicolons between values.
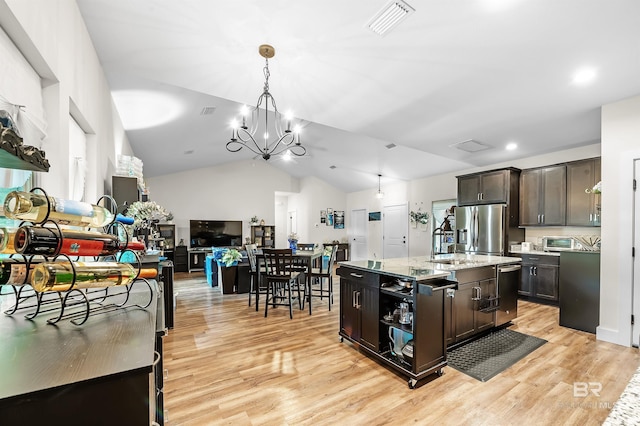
3;191;115;228
0;259;39;286
0;228;17;254
14;226;121;257
31;261;138;292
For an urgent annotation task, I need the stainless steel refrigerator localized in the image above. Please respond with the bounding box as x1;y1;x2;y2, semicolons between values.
454;204;508;255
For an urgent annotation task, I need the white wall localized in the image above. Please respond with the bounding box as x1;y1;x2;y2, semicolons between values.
146;159;300;247
598;94;640;347
286;176;348;247
1;0;133;199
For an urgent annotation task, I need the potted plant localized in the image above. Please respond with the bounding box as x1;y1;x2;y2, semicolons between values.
410;209;430;230
250;215;259;226
213;248;242;294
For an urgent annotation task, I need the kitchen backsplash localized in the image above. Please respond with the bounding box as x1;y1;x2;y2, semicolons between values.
521;227;601;250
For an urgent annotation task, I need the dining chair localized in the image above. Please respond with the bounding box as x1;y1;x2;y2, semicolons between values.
262;248;303;319
308;244;338;310
246;244;267;311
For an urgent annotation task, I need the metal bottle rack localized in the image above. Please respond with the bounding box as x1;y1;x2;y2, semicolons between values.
0;189;155;325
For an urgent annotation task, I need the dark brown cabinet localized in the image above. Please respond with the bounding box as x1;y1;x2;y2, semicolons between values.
448;267;496;345
457;168;520;206
519;165;566;226
566;158;601;226
518;254;559;303
338;268;379;352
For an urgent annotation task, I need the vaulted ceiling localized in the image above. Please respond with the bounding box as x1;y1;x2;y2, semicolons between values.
76;0;640;192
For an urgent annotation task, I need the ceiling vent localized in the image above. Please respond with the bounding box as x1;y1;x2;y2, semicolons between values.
450;139;493;153
367;1;415;36
385;143;397;149
200;106;216;116
329;165;337;169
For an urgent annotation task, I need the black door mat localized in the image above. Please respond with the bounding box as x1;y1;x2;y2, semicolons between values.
446;328;547;382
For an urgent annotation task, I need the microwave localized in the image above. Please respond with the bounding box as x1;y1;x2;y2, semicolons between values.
542;236;581;251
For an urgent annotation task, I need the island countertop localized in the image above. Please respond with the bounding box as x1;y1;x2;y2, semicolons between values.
338;253;521;282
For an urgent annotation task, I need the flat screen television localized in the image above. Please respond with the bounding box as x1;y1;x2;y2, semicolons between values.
190;220;243;248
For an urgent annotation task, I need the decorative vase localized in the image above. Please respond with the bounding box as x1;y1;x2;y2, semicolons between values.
220;264;237;294
260;219;265;225
288;239;298;253
411;221;417;229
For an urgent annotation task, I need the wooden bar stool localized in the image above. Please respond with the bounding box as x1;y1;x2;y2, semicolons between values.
263;248;302;319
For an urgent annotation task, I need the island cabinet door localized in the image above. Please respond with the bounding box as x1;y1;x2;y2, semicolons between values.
359;284;380;352
414;286;446;373
454;282;476;342
474;278;496;333
340;279;360;342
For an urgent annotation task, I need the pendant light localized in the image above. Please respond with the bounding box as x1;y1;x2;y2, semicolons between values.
376;174;384;199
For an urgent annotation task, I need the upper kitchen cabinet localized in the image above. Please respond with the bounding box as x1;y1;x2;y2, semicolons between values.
519;165;566;226
457;168;521;206
566;158;601;227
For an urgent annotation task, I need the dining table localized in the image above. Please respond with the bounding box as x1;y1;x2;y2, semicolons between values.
256;248;324;315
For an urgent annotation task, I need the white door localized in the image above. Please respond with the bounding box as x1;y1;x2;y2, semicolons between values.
633;159;640;346
383;203;409;259
350;208;367;261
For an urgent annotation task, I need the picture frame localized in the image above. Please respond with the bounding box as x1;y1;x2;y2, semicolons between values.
334;210;344;229
368;211;381;221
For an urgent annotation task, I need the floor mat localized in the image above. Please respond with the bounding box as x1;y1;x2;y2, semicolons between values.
446;328;547;382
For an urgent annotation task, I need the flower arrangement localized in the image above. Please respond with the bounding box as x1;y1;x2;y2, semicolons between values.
410;210;430;225
250;215;259;225
124;201;173;230
288;232;298;242
585;181;602;194
213;247;242;267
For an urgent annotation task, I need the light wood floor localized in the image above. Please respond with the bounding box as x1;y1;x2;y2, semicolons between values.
163;272;640;426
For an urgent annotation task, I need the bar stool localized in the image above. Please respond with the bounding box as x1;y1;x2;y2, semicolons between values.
308;244;337;310
246;244;267;311
263;248;302;319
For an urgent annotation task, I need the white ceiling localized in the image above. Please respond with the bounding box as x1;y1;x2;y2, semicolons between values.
76;0;640;193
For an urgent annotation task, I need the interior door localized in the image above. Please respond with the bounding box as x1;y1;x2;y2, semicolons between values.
383;203;409;259
633;159;640;346
350;208;367;261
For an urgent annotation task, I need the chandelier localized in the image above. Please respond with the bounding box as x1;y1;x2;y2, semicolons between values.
226;44;306;161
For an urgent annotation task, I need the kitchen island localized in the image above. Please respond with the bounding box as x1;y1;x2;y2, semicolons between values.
337;254;521;388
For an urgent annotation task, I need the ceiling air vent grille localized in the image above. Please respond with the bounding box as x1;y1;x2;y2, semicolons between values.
450;139;493;153
385;143;397;149
367;1;415;36
200;106;216;116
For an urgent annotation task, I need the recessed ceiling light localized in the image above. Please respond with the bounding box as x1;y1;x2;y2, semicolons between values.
572;67;597;85
506;142;517;151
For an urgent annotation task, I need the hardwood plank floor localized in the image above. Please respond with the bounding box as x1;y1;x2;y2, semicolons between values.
163;272;640;425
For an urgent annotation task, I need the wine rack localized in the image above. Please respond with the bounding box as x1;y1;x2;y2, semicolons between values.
0;187;156;325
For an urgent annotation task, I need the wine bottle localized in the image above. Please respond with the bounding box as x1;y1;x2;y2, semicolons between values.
3;191;115;228
14;226;120;257
0;259;39;285
0;228;17;254
30;261;138;292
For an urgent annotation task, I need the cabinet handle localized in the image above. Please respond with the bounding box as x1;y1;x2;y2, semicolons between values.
537;214;540;224
350;273;364;278
152;351;161;368
471;286;481;301
590;213;593;222
352;290;357;308
541;214;544;223
355;291;361;309
533;266;537;276
529;266;534;276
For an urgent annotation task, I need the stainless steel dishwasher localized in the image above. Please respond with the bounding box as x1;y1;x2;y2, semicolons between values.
496;264;521;326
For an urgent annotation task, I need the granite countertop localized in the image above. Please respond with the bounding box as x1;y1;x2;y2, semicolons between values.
339;254;521;282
